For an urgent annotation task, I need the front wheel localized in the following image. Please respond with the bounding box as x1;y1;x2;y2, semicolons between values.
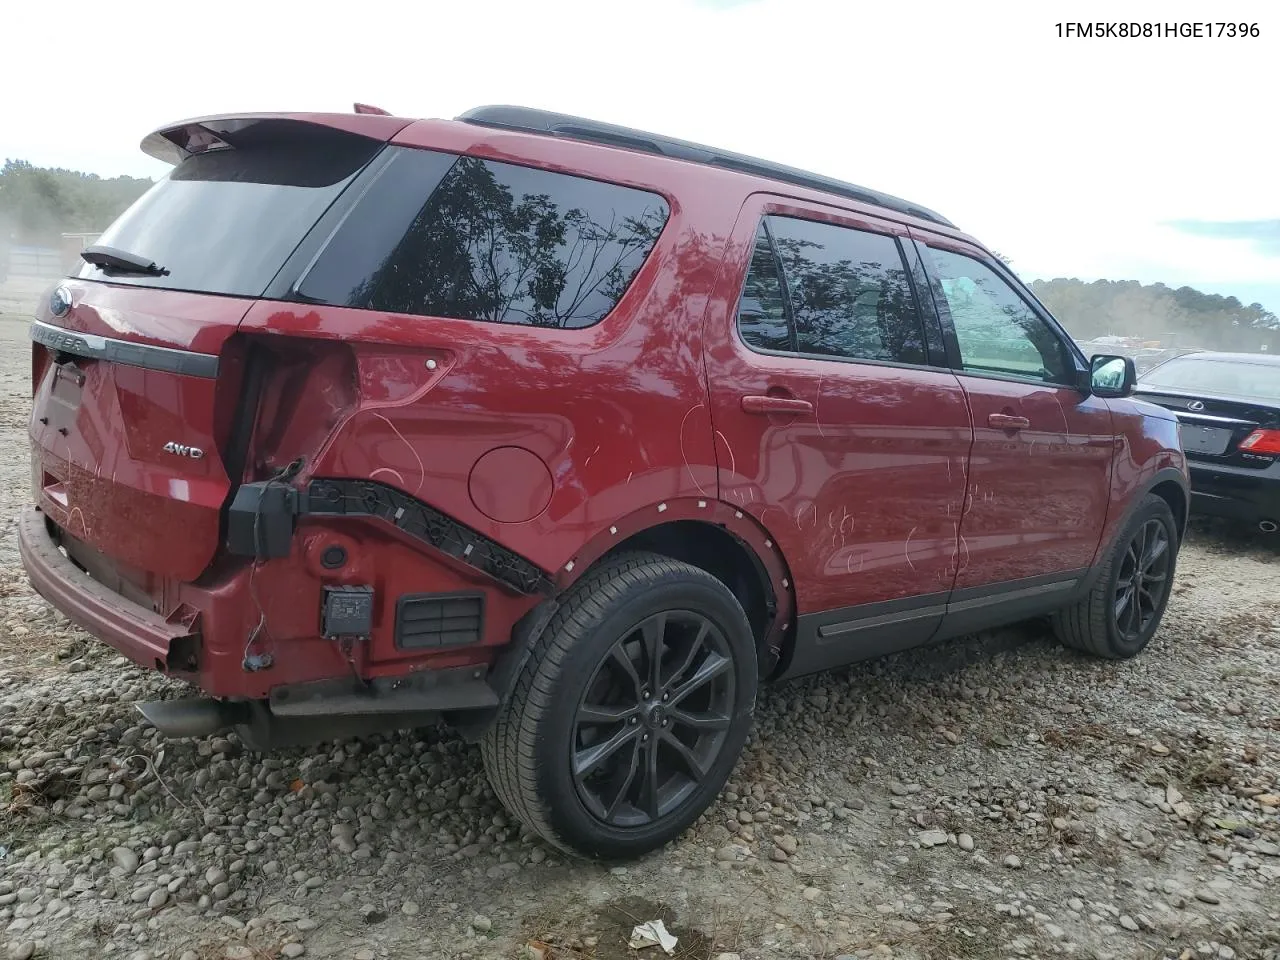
1052;493;1179;659
481;552;757;859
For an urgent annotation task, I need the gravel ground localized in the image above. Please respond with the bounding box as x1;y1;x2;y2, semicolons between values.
1;299;1278;960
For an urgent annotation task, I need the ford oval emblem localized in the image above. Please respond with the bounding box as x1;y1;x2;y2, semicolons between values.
49;286;73;318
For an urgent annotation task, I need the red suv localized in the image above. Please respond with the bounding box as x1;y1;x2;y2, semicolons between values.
20;106;1189;858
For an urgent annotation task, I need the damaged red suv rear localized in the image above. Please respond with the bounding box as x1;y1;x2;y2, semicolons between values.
21;106;1189;858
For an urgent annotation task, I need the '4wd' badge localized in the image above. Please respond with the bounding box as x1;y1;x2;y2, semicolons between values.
163;441;205;460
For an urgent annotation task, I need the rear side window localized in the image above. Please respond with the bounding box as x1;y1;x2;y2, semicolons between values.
296;148;670;328
737;225;792;352
77;121;381;296
736;215;926;365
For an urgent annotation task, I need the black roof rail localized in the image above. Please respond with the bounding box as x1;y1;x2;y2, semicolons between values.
455;105;955;229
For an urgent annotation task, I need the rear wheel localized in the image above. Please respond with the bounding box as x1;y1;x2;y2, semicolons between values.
1053;494;1179;659
481;552;757;859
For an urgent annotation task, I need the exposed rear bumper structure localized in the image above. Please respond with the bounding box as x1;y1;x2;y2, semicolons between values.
19;505;506;747
18;506;196;671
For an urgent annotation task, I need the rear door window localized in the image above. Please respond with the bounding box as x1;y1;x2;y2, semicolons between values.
924;247;1074;385
296;149;670;329
736;215;926;365
77;122;381;296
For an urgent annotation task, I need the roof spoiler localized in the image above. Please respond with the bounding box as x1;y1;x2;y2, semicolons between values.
140;112;412;165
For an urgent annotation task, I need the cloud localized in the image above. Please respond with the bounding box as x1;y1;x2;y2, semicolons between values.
687;0;763;6
1167;220;1280;257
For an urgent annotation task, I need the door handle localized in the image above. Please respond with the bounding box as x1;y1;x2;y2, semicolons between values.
988;413;1030;430
742;395;814;416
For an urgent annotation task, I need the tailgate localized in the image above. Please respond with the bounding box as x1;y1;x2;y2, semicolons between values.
30;284;253;581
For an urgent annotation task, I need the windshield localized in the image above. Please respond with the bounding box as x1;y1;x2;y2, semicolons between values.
1142;356;1280;402
77;126;380;296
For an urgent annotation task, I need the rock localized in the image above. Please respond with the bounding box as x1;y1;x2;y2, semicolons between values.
224;947;255;960
1195;889;1221;905
715;954;743;960
112;846;140;874
716;844;746;863
1120;915;1139;932
769;846;789;863
802;886;821;901
205;867;229;887
281;945;305;959
917;829;948;847
777;835;799;855
147;888;168;909
296;918;318;931
471;914;493;933
8;943;35;960
401;900;420;916
1003;855;1022;869
958;833;975;852
354;952;375;960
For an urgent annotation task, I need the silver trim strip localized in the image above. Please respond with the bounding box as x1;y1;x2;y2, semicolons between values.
30;320;219;379
1174;411;1254;427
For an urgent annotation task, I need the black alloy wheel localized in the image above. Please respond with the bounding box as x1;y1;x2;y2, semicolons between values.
571;610;735;827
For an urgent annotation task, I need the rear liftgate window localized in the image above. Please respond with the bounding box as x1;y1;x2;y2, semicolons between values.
294;149;671;328
78;121;383;296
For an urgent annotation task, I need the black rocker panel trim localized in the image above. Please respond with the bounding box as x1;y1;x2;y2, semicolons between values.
777;569;1090;680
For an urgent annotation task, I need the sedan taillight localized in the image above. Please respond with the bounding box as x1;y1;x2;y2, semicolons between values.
1239;428;1280;455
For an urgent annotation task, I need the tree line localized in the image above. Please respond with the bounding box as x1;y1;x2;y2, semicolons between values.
1028;277;1280;352
0;159;152;245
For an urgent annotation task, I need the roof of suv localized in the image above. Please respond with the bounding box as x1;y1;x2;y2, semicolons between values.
456;106;955;228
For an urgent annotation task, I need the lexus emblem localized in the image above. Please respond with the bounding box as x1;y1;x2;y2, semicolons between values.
1186;400;1205;412
49;286;73;318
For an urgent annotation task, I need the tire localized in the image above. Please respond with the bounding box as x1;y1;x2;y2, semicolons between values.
1052;493;1179;659
481;551;757;859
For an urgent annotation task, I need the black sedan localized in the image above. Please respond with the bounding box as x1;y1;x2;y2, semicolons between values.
1136;352;1280;533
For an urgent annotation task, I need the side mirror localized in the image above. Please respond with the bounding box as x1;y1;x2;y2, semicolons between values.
1089;354;1137;398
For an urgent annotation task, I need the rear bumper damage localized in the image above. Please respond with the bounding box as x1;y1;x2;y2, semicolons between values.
18;506;196;672
19;503;516;745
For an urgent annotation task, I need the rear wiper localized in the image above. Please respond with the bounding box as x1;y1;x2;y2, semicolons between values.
81;244;170;277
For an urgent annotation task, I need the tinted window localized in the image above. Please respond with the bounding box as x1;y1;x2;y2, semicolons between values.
767;216;925;364
737;225;792;351
297;148;670;328
1142;357;1280;402
926;247;1072;384
77;129;379;296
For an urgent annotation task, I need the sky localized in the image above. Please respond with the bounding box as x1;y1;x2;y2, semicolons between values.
4;0;1278;313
